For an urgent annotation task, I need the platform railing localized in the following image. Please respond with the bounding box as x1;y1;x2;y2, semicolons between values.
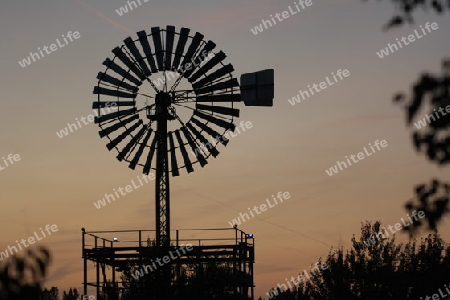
82;227;254;250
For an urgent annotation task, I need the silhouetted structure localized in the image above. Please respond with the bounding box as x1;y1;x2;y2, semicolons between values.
82;228;254;299
88;25;274;299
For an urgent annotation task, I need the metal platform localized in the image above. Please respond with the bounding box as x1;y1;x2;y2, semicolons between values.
82;227;255;299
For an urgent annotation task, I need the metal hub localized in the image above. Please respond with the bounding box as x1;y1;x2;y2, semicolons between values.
155;92;172;107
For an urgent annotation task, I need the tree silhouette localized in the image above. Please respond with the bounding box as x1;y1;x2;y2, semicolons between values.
363;0;450;30
364;0;450;233
403;178;450;233
267;221;450;299
101;281;119;300
119;255;249;299
62;287;82;300
117;236;249;299
0;246;50;300
173;261;246;299
120;261;157;300
41;287;59;300
395;59;450;166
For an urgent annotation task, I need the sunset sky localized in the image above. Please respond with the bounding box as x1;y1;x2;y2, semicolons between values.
1;0;450;298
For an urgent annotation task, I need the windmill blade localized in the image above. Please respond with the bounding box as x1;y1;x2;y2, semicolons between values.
93;86;136;99
129;128;153;170
94;108;136;124
96;72;137;92
137;30;158;73
196;104;239;118
189;51;227;83
178;32;204;74
164;25;175;70
195;78;239;95
151;27;164;71
193;110;236;131
186;123;219;157
143;133;158;175
117;125;148;161
106;120;143;150
196;93;241;103
174;130;194;173
181;127;207;167
124;37;151;76
98;115;139;138
112;46;146;80
191;118;229;146
102;58;142;86
92;101;135;109
168;131;180;176
183;40;216;78
191;63;234;89
172;27;190;71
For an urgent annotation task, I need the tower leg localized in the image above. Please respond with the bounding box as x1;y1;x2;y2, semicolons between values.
155;92;172;298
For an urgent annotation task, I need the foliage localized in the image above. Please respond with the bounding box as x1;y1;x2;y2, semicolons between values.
395;59;450;166
62;287;81;300
393;40;450;232
41;287;59;300
363;0;450;30
403;178;450;232
120;259;248;299
365;0;450;233
0;246;50;300
267;221;450;300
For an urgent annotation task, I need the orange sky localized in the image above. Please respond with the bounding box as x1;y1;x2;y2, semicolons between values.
0;0;450;298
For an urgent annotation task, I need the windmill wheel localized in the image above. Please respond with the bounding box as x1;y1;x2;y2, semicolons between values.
92;25;241;176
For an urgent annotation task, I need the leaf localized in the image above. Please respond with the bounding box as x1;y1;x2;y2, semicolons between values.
431;0;443;12
443;59;450;70
393;93;405;103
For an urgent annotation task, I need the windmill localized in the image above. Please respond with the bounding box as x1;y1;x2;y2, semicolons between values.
91;25;274;298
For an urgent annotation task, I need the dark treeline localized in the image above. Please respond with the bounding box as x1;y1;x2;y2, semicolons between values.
262;221;450;300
